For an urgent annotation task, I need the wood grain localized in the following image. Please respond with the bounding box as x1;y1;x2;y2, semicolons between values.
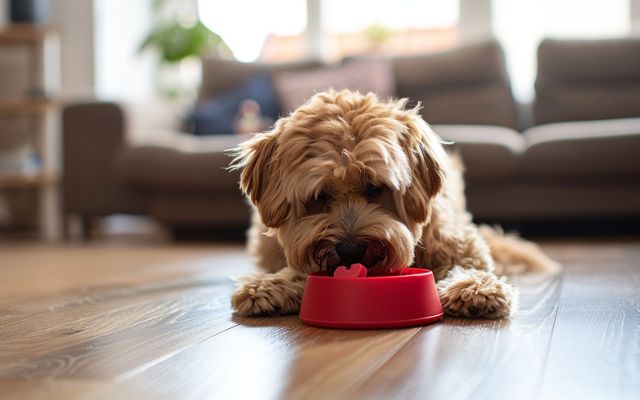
537;251;640;400
0;240;638;400
355;272;564;400
0;379;110;400
106;316;421;400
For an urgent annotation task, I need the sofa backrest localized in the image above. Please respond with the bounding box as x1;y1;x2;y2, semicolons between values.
198;41;518;129
535;38;640;125
198;58;323;102
392;40;518;129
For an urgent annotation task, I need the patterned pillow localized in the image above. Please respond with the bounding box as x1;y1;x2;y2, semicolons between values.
272;59;396;113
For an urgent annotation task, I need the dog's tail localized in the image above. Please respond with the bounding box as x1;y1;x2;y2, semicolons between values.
479;225;561;276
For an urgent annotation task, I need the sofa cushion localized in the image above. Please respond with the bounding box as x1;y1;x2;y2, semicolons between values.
416;85;518;128
117;133;248;193
535;38;640;124
431;125;525;181
152;193;250;226
272;59;395;113
534;85;640;125
521;118;640;179
394;41;518;129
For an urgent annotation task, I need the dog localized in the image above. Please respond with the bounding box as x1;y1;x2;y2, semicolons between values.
229;90;558;319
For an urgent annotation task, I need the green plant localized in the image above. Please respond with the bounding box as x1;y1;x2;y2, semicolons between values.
139;20;231;63
364;24;395;45
138;0;232;101
139;0;231;63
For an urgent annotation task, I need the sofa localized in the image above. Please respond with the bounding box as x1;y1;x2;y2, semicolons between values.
62;38;640;237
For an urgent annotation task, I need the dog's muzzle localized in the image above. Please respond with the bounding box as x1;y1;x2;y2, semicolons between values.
313;237;390;275
335;240;368;265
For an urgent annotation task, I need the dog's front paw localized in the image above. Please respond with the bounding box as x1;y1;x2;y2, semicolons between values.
231;271;306;317
437;267;517;319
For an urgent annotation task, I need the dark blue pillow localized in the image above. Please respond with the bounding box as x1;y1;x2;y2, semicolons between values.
188;74;281;135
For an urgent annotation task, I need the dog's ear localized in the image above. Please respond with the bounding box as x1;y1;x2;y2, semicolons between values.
399;109;447;223
230;130;291;228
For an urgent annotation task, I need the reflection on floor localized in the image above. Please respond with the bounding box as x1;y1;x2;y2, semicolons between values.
0;235;638;399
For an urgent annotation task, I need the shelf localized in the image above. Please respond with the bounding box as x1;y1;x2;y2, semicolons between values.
0;172;58;189
0;99;55;115
0;24;58;45
0;23;62;240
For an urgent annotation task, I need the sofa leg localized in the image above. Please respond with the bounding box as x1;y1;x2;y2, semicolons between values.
62;214;70;241
79;215;94;241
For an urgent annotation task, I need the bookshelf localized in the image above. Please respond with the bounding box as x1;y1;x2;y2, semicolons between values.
0;24;61;241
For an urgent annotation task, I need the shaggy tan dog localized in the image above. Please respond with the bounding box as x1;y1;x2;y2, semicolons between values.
230;90;558;319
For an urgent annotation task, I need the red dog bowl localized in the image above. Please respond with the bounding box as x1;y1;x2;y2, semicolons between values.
299;267;443;329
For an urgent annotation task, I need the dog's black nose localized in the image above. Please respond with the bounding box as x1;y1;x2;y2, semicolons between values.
335;241;367;264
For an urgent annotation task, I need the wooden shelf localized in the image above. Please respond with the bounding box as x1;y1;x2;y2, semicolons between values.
0;99;55;115
0;172;58;189
0;24;57;45
0;23;62;240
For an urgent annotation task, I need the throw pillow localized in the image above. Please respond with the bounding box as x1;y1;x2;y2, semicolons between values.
188;73;281;135
272;59;396;113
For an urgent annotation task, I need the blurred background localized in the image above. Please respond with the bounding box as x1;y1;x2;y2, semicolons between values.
0;0;639;242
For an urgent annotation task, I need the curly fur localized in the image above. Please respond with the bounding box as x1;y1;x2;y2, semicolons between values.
229;90;559;319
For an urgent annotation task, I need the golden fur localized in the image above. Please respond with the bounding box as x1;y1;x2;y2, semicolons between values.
230;90;559;319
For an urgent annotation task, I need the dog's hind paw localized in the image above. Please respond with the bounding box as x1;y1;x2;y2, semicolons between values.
231;268;306;317
437;266;517;319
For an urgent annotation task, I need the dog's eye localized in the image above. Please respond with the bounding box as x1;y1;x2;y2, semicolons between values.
364;184;384;200
305;190;331;215
317;190;331;205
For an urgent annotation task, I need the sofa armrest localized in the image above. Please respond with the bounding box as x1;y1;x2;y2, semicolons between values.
431;124;525;181
121;100;190;145
62;102;149;216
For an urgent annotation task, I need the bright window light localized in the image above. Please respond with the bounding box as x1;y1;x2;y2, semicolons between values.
323;0;459;33
198;0;307;62
493;0;630;102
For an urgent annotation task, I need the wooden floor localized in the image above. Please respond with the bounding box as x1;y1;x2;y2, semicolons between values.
0;238;638;400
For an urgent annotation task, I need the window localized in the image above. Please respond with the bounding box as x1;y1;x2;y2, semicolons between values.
199;0;459;63
322;0;459;60
493;0;631;102
198;0;307;62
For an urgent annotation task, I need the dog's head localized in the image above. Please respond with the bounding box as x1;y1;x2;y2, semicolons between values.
231;90;447;275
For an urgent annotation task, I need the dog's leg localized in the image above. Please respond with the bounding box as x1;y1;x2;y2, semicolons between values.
479;225;560;276
422;224;517;318
248;212;287;274
436;266;517;318
231;267;306;316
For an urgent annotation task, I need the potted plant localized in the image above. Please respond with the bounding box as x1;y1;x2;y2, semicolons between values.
139;0;232;101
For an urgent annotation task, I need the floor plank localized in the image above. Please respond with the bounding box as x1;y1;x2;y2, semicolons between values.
0;284;235;380
0;239;638;400
0;245;250;382
537;256;640;400
0;379;111;400
353;271;563;400
103;317;420;400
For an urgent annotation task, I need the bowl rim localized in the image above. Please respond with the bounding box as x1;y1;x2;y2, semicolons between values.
299;313;443;329
307;267;432;281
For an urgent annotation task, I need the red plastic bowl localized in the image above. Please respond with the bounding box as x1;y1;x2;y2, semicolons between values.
299;268;443;329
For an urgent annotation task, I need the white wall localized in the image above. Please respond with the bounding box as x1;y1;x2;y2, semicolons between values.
459;0;492;42
632;0;640;32
94;0;155;101
0;0;7;28
49;0;95;99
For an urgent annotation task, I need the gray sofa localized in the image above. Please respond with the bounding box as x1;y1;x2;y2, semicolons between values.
444;38;640;220
62;38;640;236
